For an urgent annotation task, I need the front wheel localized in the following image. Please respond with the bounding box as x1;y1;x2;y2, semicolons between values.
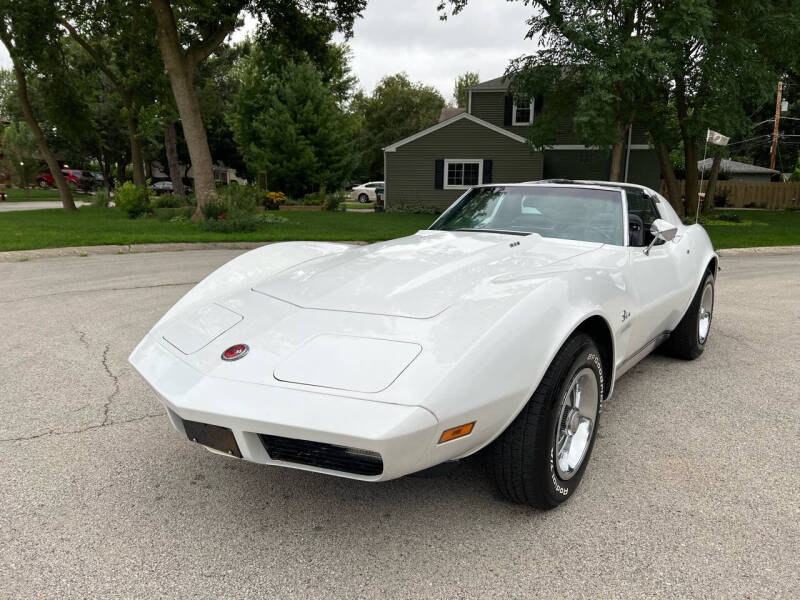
490;333;604;509
358;193;369;204
661;270;715;360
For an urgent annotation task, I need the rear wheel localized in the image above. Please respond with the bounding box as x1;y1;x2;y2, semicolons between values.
490;333;604;509
661;270;715;360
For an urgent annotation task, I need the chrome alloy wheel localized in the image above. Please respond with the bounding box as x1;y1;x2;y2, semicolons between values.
554;367;599;480
698;281;714;343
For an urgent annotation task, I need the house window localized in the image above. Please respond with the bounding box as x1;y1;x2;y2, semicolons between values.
512;100;534;126
444;159;482;189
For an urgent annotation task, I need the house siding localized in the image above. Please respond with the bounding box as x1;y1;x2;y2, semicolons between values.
469;91;506;128
542;149;660;189
385;118;543;210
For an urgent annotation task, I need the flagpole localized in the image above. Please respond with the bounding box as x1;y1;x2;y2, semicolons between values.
696;129;709;224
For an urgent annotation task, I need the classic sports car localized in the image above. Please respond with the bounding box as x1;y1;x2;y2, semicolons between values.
130;181;717;509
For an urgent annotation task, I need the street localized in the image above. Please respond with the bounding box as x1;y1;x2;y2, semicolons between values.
1;250;798;599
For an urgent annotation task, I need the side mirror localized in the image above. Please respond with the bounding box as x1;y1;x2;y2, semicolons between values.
644;219;678;255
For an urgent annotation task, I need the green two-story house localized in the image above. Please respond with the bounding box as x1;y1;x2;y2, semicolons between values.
383;76;660;210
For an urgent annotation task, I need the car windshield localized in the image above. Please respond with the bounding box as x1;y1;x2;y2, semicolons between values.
430;185;624;245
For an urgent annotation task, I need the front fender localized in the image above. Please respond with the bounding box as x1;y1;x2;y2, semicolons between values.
153;241;352;329
420;265;624;460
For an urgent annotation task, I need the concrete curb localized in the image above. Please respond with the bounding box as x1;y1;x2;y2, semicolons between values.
717;245;800;257
0;241;367;263
0;241;795;263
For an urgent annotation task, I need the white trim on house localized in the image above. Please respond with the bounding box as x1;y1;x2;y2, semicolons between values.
383;112;527;152
547;144;652;150
512;100;534;126
443;159;483;190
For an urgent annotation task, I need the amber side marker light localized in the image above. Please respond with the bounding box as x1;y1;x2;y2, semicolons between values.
438;422;476;444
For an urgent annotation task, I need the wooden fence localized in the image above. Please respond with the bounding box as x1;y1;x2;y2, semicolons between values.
660;180;800;210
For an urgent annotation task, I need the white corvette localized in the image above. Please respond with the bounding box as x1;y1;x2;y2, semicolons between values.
130;181;717;509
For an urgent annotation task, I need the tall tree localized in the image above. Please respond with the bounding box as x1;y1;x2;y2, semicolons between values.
149;0;366;217
61;1;165;187
453;71;479;108
351;74;445;180
232;58;357;198
0;0;75;210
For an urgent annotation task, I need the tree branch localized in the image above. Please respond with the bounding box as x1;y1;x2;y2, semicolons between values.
60;18;123;91
186;17;239;69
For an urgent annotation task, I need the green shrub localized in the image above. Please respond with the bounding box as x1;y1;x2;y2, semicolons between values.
201;199;228;221
90;190;112;208
199;212;288;233
302;191;325;206
322;190;348;211
115;182;151;218
218;184;259;213
386;203;440;215
152;193;188;209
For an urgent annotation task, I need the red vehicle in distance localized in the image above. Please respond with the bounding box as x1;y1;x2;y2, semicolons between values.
36;169;95;191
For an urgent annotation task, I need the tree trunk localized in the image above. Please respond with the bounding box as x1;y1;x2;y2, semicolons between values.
703;154;722;215
684;141;699;220
653;140;683;216
127;110;146;186
164;120;185;196
151;0;218;220
609;141;625;182
11;64;75;211
117;160;126;185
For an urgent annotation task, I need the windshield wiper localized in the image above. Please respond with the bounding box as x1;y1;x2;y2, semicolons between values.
451;228;531;236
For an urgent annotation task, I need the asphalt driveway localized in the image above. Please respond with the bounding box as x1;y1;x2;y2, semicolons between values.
1;250;798;599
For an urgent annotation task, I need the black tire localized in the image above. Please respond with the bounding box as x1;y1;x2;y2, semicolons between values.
490;333;604;509
358;193;369;204
661;270;715;360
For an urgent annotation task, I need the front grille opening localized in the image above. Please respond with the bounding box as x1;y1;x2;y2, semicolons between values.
259;434;383;476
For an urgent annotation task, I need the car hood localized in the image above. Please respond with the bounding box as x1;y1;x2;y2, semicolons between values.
251;230;601;319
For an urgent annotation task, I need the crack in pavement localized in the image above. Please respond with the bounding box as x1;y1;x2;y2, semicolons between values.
0;281;197;305
0;329;164;443
100;344;120;426
0;411;166;443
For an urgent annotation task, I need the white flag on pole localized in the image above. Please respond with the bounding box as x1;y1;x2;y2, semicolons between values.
706;130;730;146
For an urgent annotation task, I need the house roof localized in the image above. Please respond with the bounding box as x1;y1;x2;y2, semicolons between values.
383;112;527;152
439;107;466;122
697;158;779;175
468;76;511;92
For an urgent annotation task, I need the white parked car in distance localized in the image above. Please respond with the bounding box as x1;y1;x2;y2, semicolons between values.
130;180;717;509
350;181;384;203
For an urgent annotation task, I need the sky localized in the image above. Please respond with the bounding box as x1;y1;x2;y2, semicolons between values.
1;0;537;102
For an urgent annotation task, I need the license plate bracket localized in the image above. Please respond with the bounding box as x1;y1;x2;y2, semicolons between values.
183;419;242;458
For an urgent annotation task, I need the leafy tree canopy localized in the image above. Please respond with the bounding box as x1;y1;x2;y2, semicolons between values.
231;55;357;197
453;71;479;108
350;73;445;180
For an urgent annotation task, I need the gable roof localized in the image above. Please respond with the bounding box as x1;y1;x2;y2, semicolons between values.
469;76;511;92
383;112;528;152
439;106;466;122
697;158;778;175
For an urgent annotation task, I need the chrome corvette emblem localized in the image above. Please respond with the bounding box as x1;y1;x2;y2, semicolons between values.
221;344;249;361
621;310;631;322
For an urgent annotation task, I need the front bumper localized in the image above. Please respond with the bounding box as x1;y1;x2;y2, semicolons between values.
129;336;439;481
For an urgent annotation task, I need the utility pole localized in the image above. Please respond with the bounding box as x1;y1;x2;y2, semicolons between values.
770;81;783;170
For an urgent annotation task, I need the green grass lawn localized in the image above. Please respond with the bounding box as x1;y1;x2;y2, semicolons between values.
699;209;800;249
0;206;437;252
0;206;796;252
